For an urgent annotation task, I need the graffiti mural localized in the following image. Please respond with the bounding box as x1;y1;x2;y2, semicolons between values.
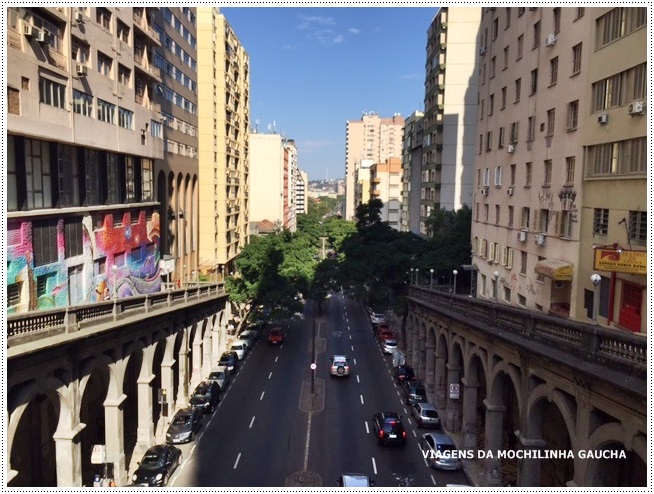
6;209;161;314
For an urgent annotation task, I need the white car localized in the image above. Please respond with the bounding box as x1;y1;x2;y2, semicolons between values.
230;339;249;360
329;355;351;377
370;313;386;325
383;338;398;354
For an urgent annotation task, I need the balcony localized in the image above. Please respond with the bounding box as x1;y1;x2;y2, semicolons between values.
133;53;161;82
132;11;161;46
135;93;161;113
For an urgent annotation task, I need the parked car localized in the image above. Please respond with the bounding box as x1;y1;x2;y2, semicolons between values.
411;402;441;428
401;380;427;405
420;432;462;470
329;355;351;377
239;329;258;343
230;339;249;360
166;407;203;444
393;365;416;384
371;412;407;446
131;444;182;487
207;365;230;391
370;313;386;325
189;380;221;414
268;327;285;345
383;338;398;354
336;474;375;487
377;328;395;344
218;351;239;374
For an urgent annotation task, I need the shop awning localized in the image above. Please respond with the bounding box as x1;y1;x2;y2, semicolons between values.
534;259;574;281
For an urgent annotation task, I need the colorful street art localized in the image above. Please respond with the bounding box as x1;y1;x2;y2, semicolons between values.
6;209;161;313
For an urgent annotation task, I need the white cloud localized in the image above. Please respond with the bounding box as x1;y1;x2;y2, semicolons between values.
299;139;335;154
297;15;335;30
348;27;360;34
333;34;345;44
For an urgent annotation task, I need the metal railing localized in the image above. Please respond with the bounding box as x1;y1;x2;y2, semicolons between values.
7;282;226;348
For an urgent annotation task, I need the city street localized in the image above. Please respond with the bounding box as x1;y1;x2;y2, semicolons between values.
169;291;470;487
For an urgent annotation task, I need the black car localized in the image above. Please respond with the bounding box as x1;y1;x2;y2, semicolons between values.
189;380;220;413
393;365;416;384
401;380;427;405
165;407;203;444
131;444;181;486
218;351;239;374
372;412;407;446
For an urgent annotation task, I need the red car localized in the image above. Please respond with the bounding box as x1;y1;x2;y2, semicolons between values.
377;328;395;344
268;328;285;345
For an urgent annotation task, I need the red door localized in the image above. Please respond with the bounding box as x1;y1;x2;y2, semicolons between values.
618;283;642;332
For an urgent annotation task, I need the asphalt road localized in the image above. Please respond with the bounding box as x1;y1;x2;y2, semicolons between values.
168;291;471;487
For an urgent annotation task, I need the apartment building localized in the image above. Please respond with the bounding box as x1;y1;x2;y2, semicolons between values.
370;157;403;230
296;169;309;215
6;7;164;312
421;8;481;234
401;111;424;234
249;133;299;232
196;8;250;280
470;7;646;332
344;112;404;220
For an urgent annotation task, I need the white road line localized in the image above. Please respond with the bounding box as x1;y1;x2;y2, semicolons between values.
190;444;197;456
399;398;404;405
303;412;312;470
249;416;255;429
396;390;401;396
365;421;370;434
356;375;360;383
403;407;408;414
260;391;265;401
412;430;417;437
275;356;279;363
268;371;273;379
431;474;436;485
407;417;412;425
233;452;241;469
372;457;378;475
280;344;284;349
351;345;355;351
349;334;352;340
360;394;365;405
354;358;357;365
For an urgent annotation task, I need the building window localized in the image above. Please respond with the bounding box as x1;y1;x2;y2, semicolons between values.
546;109;555;136
72;37;90;64
117;19;129;43
480;99;485;119
118;65;131;86
632;63;646;100
25;138;53;209
484;204;489;223
97;99;115;124
142;159;153;201
520;251;527;274
593;209;609;236
510;122;519;143
39;77;65;109
500;86;507;110
503;46;509;70
492;17;499;39
96;7;112;31
73;89;92;116
543;160;552;186
486;131;492;151
553;7;561;33
490;57;496;79
517;34;523;59
118;107;133;129
565;157;576;184
495;205;501;225
629;211;646;245
530;68;538;94
550;57;558;85
572;43;582;75
84;148;101;206
494;166;502;186
597;8;646;48
498;127;505;148
489;94;494;115
510;164;516;185
97;52;113;77
527;116;535;141
33;219;59;266
57;144;79;207
587;138;646;176
556;210;573;238
536;209;550;233
125;156;135;202
575;7;585;20
525;163;532;187
508;206;514;228
150;120;163;138
505;8;511;28
106;153;120;203
521;207;530;230
64;217;83;258
566;100;579;130
515;78;521;102
503;286;511;303
518;294;526;306
533;21;541;48
536;256;546;282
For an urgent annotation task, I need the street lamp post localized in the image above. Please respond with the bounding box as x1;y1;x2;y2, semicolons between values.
591;273;601;324
416;268;420;286
112;265;118;299
430;269;434;289
493;271;500;301
453;269;458;294
410;268;414;285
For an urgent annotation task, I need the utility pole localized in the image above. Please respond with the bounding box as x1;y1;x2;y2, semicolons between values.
319;236;328;260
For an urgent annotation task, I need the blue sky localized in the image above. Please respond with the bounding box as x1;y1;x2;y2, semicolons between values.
221;7;438;181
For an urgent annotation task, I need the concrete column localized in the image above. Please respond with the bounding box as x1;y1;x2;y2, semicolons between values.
159;358;175;435
211;316;222;364
433;354;447;409
202;318;213;379
424;342;435;394
190;334;203;389
461;377;480;449
404;319;414;362
484;400;506;487
176;349;189;407
445;364;462;431
417;334;426;378
135;373;155;448
515;431;546;487
103;394;127;486
52;422;85;487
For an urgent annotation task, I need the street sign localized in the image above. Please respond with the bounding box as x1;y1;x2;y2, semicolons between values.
310;363;317;370
91;444;106;464
449;383;460;399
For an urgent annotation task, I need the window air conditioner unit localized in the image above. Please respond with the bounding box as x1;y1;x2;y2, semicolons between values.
440;43;447;50
507;144;515;153
36;30;50;43
507;186;514;196
76;64;87;76
628;101;645;115
597;113;608;124
74;11;84;23
518;231;527;242
438;63;446;70
22;23;36;37
480;187;489;196
535;234;546;246
441;22;447;30
545;34;556;46
438;83;445;91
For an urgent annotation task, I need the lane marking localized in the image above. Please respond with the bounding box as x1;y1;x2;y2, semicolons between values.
365;421;369;434
412;430;417;437
360;394;365;405
407;417;412;425
275;356;279;363
260;391;265;401
351;345;355;352
249;416;255;429
403;407;408;414
356;375;360;383
431;474;436;485
349;334;352;340
268;371;273;379
372;457;377;475
354;358;357;365
233;452;241;469
399;398;404;405
190;444;197;456
396;390;400;396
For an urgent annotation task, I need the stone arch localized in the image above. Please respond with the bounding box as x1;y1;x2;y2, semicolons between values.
444;338;465;431
432;330;449;409
423;323;438;395
461;346;488;450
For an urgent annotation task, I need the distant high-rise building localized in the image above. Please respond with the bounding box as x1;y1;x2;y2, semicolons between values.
197;8;250;279
370;157;403;230
344;112;404;220
401;111;424;234
296;170;309;215
421;8;481;234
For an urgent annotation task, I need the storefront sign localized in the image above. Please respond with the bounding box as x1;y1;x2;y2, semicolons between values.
593;249;647;275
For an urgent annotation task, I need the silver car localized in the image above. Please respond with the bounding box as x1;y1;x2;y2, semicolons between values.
207;365;230;391
420;432;462;470
329;355;351;377
383;338;398;354
411;402;441;428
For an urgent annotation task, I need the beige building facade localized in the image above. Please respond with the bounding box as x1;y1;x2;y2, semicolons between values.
344;112;404;220
197;8;250;279
370;157;403;230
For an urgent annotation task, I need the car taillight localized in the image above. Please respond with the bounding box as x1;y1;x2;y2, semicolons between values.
402;431;407;438
378;430;384;438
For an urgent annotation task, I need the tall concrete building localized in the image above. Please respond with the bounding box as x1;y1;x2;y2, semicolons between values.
196;8;250;280
370;157;403;230
296;169;309;215
421;8;481;234
249;133;299;232
6;7;164;313
470;7;646;332
401;111;424;234
344;112;404;220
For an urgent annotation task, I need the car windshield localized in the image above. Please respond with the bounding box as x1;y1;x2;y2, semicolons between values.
382;421;403;433
209;372;224;380
232;345;243;350
436;443;456;453
423;410;439;418
172;415;191;426
141;453;164;467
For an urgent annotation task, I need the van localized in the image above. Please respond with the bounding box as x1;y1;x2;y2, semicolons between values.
230;339;249;360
